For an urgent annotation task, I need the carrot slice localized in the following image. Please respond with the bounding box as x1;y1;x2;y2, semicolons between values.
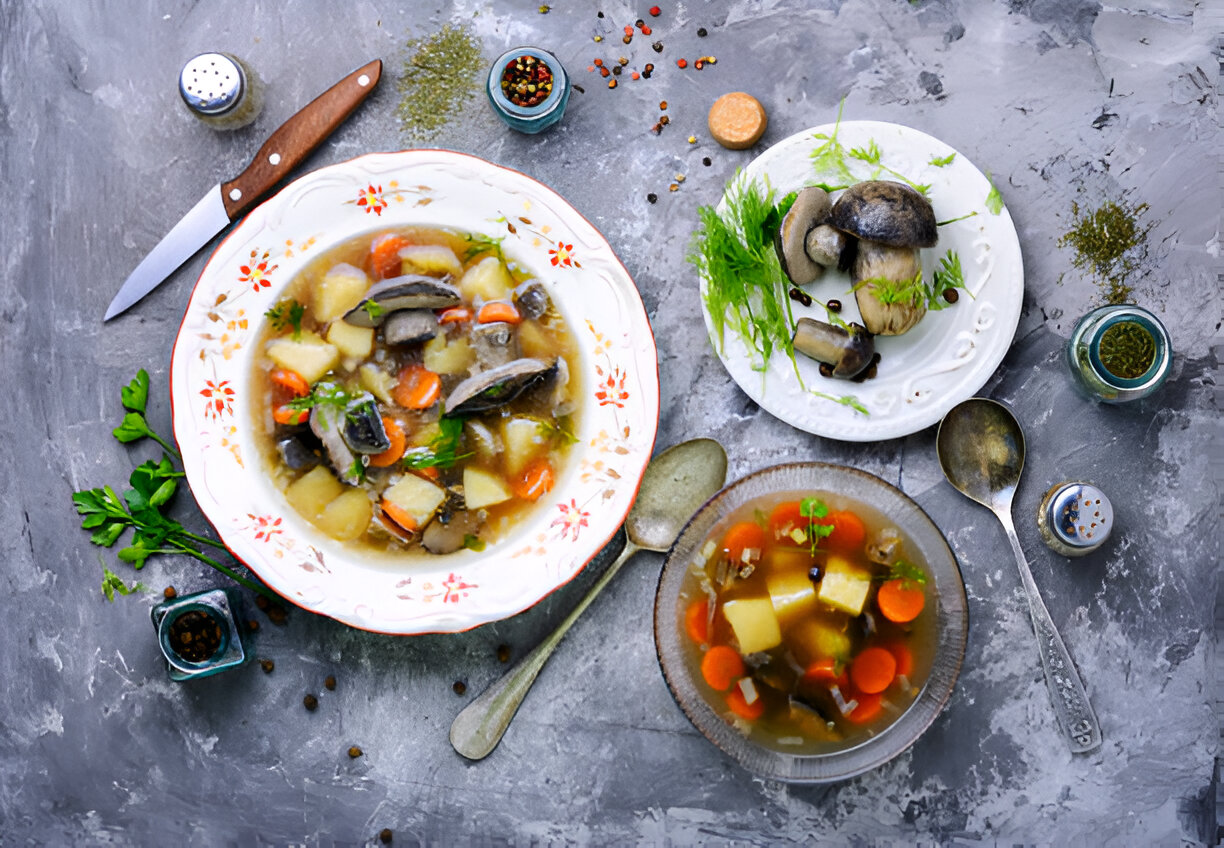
700;645;745;692
370;234;411;279
685;600;710;645
476;301;522;325
273;404;309;426
270;368;310;397
512;459;554;502
826;510;866;550
368;417;406;467
884;641;914;678
721;521;766;566
877;578;926;623
438;306;473;325
726;684;766;720
767;501;806;542
849;647;897;695
391;364;441;409
380;498;418;533
845;690;882;724
801;658;848;689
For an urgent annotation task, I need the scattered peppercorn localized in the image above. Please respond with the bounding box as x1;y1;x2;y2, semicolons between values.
669;183;679;192
612;65;622;76
630;71;639;80
624;25;633;35
942;288;959;303
644;63;655;73
652;41;664;53
247;619;259;632
573;84;585;93
660;115;670;125
659;100;668;110
453;680;467;695
256;596;269;610
641;25;652;35
676;58;687;68
827;299;842;313
325;674;337;691
163;586;176;599
697;27;708;37
501;55;555;107
593;35;603;42
304;694;319;711
538;4;550;12
702;156;712;166
618;56;628;66
789;287;813;307
597;10;604;17
600;67;610;78
593;58;604;66
650;5;661;15
818;362;834;378
607;79;617;88
688;135;697;144
694;60;704;70
622;34;632;44
497;644;511;663
647;193;658;203
348;746;363;759
675;173;686;182
260;659;274;674
379;828;394;844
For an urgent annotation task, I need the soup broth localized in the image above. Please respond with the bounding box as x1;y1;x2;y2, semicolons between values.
678;490;935;754
251;227;581;556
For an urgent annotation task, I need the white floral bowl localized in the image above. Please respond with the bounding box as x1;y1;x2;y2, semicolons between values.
170;150;659;634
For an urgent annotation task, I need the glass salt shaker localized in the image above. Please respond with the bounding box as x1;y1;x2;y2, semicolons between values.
179;52;264;130
1036;481;1113;557
151;587;251;681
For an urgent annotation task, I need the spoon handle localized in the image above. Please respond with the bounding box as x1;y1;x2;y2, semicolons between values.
996;508;1102;753
449;540;641;761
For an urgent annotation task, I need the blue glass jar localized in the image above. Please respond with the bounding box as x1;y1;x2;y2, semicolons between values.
486;47;570;134
1066;304;1171;403
151;587;251;681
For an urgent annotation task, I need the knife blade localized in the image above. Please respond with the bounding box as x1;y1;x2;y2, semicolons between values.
105;58;383;321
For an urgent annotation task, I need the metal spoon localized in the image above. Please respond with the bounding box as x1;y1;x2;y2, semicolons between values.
450;438;728;760
936;398;1101;753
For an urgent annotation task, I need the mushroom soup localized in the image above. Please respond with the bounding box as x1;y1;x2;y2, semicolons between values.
251;227;581;555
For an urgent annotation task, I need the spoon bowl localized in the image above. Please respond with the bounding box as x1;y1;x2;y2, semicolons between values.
936;398;1101;753
449;438;728;760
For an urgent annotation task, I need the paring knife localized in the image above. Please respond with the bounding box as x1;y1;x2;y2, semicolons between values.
105;58;383;321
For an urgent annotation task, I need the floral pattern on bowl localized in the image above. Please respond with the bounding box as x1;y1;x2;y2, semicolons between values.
171;150;659;634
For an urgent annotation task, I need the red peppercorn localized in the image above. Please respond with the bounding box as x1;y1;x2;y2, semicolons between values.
676;58;687;68
650;5;661;15
641;25;652;35
694;59;704;69
624;25;633;35
631;71;640;80
593;58;603;66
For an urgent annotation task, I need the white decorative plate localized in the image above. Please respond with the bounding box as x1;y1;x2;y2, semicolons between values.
699;121;1024;441
170;150;660;634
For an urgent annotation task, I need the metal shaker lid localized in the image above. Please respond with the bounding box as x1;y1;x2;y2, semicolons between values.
179;53;246;116
1046;482;1112;550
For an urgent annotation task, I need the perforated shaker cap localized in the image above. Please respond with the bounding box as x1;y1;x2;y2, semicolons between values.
179;53;246;116
1046;482;1113;550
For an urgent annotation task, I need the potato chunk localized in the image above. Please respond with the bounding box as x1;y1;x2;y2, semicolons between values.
315;489;373;541
459;256;513;302
382;475;447;529
766;570;818;625
501;417;546;477
326;319;375;359
266;331;339;384
358;364;396;404
722;598;782;655
313;263;369;323
422;333;475;375
285;467;344;521
399;244;463;278
463;467;512;509
817;554;873;616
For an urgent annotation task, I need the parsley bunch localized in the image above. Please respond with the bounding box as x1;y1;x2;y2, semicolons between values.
73;370;276;601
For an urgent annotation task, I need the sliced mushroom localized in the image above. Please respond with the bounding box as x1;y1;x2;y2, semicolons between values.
550;356;576;418
276;432;321;471
341;394;391;455
804;224;846;268
513;280;552;321
309;400;359;485
383;309;438;346
775;187;832;285
421;509;482;555
829;181;937;336
470;321;520;370
445;358;557;417
792;318;875;379
343;275;461;328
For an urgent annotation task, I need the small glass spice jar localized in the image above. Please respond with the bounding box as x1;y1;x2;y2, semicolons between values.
1036;481;1113;557
1066;304;1171;403
178;52;264;130
151;587;251;681
486;47;570;134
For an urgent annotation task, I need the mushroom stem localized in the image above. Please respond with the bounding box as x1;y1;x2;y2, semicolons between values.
792;318;875;379
851;242;927;336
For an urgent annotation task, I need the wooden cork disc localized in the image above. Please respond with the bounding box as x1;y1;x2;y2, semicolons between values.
707;92;767;150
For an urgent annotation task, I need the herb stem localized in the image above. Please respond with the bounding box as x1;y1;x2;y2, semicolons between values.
168;538;277;600
149;433;182;462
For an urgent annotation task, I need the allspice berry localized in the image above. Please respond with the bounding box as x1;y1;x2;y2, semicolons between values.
708;92;767;150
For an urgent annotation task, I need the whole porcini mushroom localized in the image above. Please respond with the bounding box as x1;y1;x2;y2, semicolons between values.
830;181;938;336
792;318;875;379
774;187;832;286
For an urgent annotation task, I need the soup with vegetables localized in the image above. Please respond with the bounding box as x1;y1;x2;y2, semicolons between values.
252;227;581;556
678;491;934;753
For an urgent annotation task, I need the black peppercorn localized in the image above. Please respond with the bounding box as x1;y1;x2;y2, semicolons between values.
379;828;394;844
452;680;467;696
697;27;708;37
304;694;319;711
647;193;658;204
827;299;842;313
943;288;959;303
324;675;336;691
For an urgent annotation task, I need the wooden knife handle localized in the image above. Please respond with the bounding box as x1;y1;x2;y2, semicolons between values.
221;58;382;219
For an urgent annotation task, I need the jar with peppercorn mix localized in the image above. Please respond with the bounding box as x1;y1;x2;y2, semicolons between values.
486;47;570;134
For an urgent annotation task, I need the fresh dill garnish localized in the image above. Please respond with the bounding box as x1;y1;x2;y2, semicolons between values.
985;172;1004;215
401;416;472;470
929;152;957;167
847;140;932;195
887;559;927;586
808;100;857;189
809;390;870;415
265;299;306;340
937;211;978;226
930;250;971;309
852;269;927;306
461;233;505;263
286;383;353;416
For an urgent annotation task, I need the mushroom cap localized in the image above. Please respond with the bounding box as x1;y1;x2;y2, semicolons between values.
344;275;462;328
444;358;557;417
830;181;937;248
775;187;831;285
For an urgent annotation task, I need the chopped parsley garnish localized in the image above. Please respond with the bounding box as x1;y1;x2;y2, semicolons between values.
361;300;387;321
799;497;835;554
462;534;486;552
401;416;472;470
985;171;1004;215
887;559;927;587
265;299;306;340
286;382;355;416
462;233;505;263
929;152;957;167
930;249;971;309
847;139;932;195
101;565;145;602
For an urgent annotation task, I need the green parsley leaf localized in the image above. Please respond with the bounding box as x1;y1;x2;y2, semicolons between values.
888;559;927;586
929;152;956;167
101;566;144;602
401;416;473;470
462;233;505;263
265;299;306;339
120;370;150;414
462;534;487;552
361;300;387;321
985;172;1004;215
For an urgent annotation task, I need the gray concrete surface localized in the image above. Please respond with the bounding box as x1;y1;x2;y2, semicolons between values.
1;1;1220;844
